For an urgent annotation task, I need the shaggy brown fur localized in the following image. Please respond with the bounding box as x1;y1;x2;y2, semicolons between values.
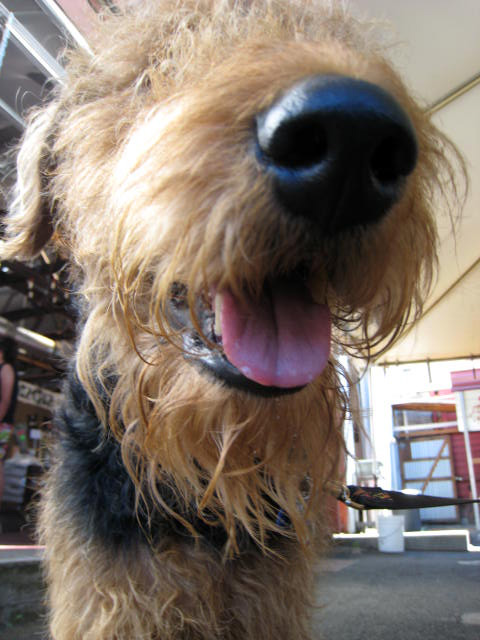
0;1;462;639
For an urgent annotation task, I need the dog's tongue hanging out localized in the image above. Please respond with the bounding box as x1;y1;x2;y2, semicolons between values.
220;282;331;388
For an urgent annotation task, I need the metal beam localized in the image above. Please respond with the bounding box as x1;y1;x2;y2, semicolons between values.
0;96;25;129
0;2;66;83
428;71;480;115
2;307;50;322
34;0;93;54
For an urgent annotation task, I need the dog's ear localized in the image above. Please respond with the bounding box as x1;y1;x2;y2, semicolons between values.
1;102;58;261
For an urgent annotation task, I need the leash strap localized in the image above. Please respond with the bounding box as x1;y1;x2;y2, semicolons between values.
334;483;480;511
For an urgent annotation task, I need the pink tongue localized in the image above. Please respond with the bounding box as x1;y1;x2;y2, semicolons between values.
220;283;331;388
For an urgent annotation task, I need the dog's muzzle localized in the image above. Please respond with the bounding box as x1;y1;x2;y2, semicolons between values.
169;75;418;396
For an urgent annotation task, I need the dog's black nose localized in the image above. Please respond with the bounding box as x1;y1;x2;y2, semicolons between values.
256;75;418;233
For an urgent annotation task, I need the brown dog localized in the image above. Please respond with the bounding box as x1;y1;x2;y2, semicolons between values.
1;1;461;638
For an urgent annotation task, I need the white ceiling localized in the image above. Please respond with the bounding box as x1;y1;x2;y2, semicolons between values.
351;0;480;364
352;0;480;106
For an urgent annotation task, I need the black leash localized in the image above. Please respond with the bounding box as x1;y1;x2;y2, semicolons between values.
334;483;480;511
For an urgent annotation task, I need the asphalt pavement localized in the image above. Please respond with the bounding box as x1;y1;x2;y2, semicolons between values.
314;548;480;640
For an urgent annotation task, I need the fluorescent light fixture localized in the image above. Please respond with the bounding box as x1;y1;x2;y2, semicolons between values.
16;326;56;351
0;316;57;354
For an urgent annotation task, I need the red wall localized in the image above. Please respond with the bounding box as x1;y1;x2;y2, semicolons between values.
451;431;480;499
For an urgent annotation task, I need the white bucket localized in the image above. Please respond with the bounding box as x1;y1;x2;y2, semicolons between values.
377;515;405;553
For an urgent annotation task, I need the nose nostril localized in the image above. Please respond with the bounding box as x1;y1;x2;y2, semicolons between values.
262;117;328;170
256;74;419;230
370;135;416;185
